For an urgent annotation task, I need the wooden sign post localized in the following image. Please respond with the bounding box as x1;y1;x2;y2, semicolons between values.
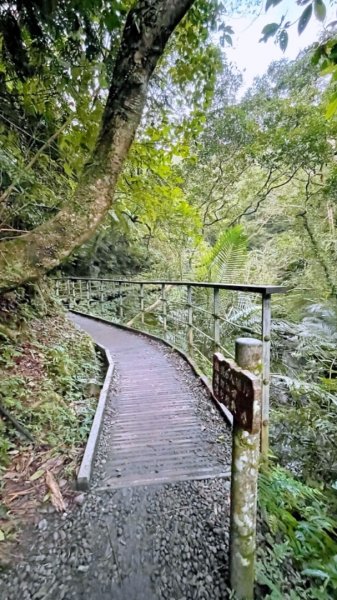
213;338;262;600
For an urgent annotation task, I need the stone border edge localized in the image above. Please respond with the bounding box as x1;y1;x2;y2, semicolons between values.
70;310;233;428
76;338;115;491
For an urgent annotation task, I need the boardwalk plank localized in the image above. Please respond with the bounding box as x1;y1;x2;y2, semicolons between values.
70;314;230;489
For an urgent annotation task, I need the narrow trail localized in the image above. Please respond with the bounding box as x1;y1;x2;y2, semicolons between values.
0;315;232;600
71;314;230;489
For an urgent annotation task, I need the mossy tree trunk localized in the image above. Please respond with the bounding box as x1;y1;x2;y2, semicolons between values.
0;0;195;293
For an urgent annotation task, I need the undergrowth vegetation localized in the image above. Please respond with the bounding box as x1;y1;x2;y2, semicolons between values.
0;285;101;550
254;298;337;597
258;465;337;598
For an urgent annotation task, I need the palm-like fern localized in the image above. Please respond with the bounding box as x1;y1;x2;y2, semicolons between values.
198;225;248;283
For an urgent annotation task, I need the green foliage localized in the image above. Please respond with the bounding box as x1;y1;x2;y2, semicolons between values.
0;290;101;466
260;22;281;44
0;419;10;467
279;29;288;53
265;0;283;11
145;50;337;595
258;465;337;597
298;5;313;35
268;302;337;485
314;0;326;22
261;0;337;115
263;0;328;45
0;0;227;286
198;225;248;282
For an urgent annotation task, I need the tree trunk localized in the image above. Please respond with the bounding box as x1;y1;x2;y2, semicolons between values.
0;0;195;293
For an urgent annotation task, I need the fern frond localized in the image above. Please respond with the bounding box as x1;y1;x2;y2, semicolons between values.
272;374;337;406
198;225;248;283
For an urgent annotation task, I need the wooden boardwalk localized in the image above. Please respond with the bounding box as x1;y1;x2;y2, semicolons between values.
71;314;230;489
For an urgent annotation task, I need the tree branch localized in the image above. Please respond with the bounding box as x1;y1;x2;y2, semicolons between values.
228;169;298;227
0;0;195;293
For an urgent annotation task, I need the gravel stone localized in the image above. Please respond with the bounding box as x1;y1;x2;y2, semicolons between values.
0;327;232;600
74;494;85;506
38;519;47;531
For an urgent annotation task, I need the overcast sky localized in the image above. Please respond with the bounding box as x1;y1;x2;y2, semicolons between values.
224;0;336;91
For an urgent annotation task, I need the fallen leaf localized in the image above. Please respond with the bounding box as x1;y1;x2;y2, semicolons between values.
45;471;66;512
0;530;5;541
41;456;64;472
23;454;34;474
6;488;35;504
29;469;45;482
3;472;19;480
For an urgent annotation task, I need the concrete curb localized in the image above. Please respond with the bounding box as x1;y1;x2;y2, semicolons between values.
70;310;233;428
76;339;115;491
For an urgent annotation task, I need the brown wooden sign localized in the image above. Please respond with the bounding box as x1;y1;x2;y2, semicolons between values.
213;352;261;434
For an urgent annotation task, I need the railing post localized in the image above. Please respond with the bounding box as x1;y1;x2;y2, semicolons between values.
230;337;262;600
79;279;83;306
213;287;220;352
261;293;271;457
55;280;60;299
86;280;90;310
100;281;104;315
66;279;71;308
119;282;124;320
139;283;144;325
72;280;77;308
187;285;193;356
161;284;167;333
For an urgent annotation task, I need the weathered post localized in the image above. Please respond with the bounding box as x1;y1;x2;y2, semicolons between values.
231;338;262;600
79;279;83;306
261;293;271;457
66;278;71;308
139;283;144;324
86;280;90;310
161;284;167;334
213;338;262;600
187;285;193;356
213;287;220;352
119;282;124;320
100;281;104;315
71;280;76;309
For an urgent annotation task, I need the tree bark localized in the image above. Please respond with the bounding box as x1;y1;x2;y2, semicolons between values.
0;0;195;293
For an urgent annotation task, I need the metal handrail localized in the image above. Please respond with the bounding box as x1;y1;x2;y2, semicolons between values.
52;277;286;295
51;276;287;454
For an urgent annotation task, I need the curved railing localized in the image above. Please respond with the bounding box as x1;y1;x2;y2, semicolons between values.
51;277;286;453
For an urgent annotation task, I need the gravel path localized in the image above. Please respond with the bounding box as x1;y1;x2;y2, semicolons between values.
0;318;232;600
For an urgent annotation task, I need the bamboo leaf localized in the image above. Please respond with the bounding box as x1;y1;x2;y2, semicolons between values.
29;468;45;482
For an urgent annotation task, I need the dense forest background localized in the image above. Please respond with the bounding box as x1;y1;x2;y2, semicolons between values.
0;0;337;597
